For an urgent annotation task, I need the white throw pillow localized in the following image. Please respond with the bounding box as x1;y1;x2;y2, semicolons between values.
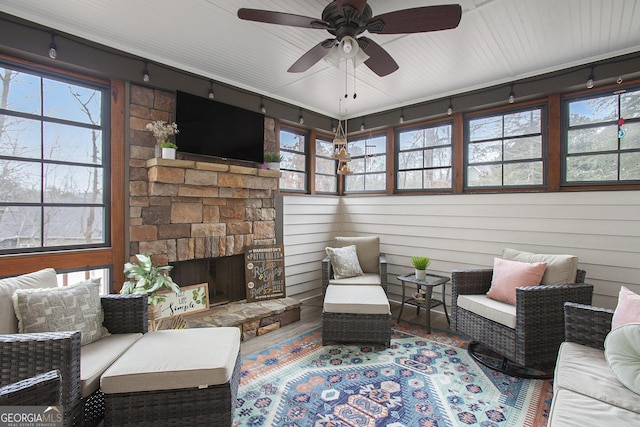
325;245;364;279
12;279;109;346
604;322;640;395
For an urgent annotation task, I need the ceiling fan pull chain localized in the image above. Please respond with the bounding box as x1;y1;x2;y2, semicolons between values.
353;62;357;99
344;59;349;98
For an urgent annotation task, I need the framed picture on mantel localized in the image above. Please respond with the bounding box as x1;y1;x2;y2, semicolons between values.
245;244;286;302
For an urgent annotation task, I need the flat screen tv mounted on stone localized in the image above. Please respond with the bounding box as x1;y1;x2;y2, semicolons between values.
176;90;265;164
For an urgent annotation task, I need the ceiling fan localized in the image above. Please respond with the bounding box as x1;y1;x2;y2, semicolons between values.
238;1;462;77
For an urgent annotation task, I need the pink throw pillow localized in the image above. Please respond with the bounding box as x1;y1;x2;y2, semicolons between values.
487;258;547;305
612;286;640;329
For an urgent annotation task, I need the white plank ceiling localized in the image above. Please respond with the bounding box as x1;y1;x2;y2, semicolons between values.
1;0;639;118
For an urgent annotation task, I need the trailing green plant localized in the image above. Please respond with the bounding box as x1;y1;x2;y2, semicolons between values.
411;256;430;270
264;151;283;162
160;141;178;149
120;253;181;305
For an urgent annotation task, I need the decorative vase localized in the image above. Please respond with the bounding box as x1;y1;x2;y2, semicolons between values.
161;147;176;159
415;269;427;281
266;162;280;170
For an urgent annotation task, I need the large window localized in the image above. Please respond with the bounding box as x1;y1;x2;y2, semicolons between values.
563;87;640;183
396;122;453;190
0;63;109;254
279;126;308;192
465;106;545;188
315;135;337;193
345;133;387;193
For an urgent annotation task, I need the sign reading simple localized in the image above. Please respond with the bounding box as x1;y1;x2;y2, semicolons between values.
155;283;209;321
245;244;286;302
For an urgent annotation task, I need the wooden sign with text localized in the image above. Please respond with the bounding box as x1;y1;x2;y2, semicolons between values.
155;283;210;321
245;244;286;302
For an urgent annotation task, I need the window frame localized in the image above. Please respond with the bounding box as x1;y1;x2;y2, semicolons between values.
314;134;338;195
278;125;309;193
0;59;111;255
343;131;388;194
0;55;125;292
395;120;454;192
464;103;548;190
561;85;640;186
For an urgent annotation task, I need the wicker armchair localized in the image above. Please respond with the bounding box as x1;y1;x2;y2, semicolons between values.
0;294;147;427
0;369;62;406
451;268;593;376
321;236;391;346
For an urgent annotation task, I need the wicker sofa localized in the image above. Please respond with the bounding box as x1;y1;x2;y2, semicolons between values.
0;268;147;427
548;302;640;426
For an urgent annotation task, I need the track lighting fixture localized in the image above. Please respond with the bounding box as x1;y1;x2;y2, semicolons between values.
447;98;453;116
508;86;515;104
208;80;215;99
586;68;594;89
142;63;150;83
299;109;304;125
48;33;57;59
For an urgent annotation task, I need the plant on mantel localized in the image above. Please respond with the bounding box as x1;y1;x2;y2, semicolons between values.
264;151;283;170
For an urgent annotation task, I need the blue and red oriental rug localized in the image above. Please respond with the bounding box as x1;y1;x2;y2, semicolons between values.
233;323;552;427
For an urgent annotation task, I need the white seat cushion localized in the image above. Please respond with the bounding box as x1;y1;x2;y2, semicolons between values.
548;388;640;427
555;342;640;413
329;273;381;286
100;328;240;394
457;294;516;329
80;333;143;397
323;284;390;315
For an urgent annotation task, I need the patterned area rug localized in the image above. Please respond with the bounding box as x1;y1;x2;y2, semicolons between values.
233;322;552;427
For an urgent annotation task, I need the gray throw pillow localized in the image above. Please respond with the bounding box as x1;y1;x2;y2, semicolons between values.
12;279;109;346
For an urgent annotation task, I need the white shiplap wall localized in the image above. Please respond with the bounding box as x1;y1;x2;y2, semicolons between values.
282;191;640;309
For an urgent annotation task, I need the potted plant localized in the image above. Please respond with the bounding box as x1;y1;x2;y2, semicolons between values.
411;256;430;281
120;254;181;328
160;141;178;159
264;151;283;170
145;120;179;158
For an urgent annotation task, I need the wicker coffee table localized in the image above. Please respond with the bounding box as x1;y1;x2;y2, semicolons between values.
397;272;450;333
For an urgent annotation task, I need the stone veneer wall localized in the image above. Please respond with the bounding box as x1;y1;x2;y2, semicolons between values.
128;84;278;266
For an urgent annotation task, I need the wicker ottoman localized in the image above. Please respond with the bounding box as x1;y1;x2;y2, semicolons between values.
100;327;240;426
322;284;392;346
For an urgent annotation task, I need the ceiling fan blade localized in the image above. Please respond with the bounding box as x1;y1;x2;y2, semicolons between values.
288;39;335;73
358;37;399;77
336;0;368;20
238;8;326;29
367;4;462;34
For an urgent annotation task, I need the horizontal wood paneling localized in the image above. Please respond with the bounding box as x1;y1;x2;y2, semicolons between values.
283;191;640;310
282;195;341;301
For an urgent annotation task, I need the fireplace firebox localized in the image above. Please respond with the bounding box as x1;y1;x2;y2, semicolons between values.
170;255;246;306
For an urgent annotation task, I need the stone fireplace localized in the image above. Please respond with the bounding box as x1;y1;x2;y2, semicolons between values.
129;158;280;303
128;84;279;303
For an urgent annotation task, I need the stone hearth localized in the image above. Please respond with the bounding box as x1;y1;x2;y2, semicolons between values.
184;297;302;340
